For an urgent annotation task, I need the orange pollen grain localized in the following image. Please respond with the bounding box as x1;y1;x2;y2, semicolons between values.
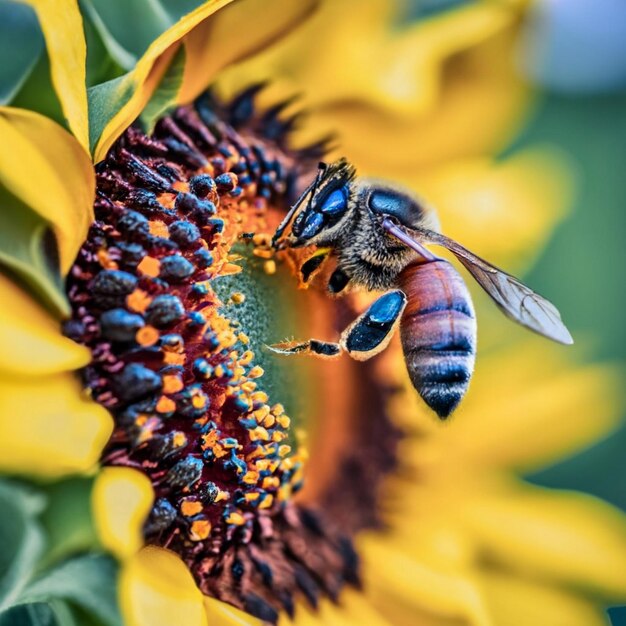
136;325;160;346
181;500;204;516
190;519;212;541
127;289;152;313
149;220;169;237
137;255;161;277
156;396;176;413
162;374;184;394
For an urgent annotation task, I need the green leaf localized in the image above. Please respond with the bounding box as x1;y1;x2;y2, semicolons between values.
0;603;56;626
87;72;135;155
8;51;65;132
0;185;70;318
140;44;186;134
17;555;122;626
80;0;204;69
38;479;99;570
0;481;46;612
0;0;44;104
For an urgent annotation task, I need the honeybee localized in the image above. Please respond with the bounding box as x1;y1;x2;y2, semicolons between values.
270;159;572;418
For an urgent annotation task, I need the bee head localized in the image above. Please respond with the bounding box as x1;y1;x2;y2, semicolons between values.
273;158;356;248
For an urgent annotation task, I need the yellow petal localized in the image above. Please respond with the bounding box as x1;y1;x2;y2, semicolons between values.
21;0;89;150
94;0;319;162
120;546;207;626
0;272;90;375
0;107;94;273
407;149;574;272
444;341;623;472
92;467;153;561
359;535;491;626
0;372;112;478
464;482;626;600
479;571;610;626
205;596;262;626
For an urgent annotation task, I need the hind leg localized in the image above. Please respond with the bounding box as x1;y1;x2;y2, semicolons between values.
268;290;407;361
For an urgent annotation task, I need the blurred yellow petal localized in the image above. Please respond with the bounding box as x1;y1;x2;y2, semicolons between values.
0;272;90;375
464;482;626;599
408;149;574;271
92;467;153;560
218;0;529;173
480;571;610;626
179;0;319;103
120;546;207;626
94;0;319;162
360;535;491;626
0;372;112;478
446;342;623;472
0;107;94;273
22;0;89;150
205;596;262;626
289;589;395;626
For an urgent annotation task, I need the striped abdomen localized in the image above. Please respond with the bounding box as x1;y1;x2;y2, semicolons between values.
398;260;477;419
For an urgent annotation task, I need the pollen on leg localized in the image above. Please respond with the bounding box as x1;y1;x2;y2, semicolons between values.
64;89;358;622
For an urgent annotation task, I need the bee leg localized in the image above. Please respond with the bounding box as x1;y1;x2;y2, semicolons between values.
340;290;407;361
328;267;351;294
300;248;331;284
267;339;341;359
268;290;407;362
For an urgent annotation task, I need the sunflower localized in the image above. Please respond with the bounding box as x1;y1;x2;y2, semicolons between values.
0;1;625;626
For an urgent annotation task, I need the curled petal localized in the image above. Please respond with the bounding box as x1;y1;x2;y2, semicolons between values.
0;372;112;478
93;467;153;560
0;272;90;375
93;0;319;161
0;107;95;273
464;482;626;600
20;0;89;150
120;546;208;626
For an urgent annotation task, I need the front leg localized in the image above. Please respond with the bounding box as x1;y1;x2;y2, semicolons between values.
268;290;407;362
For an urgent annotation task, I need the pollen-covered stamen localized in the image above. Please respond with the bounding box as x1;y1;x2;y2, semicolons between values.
64;90;356;622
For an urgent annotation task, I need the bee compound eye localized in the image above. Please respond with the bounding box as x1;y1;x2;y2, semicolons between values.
320;188;347;216
300;211;325;239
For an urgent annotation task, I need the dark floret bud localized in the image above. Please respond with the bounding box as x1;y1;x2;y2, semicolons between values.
189;174;216;198
114;363;162;402
193;248;213;269
91;270;137;296
116;242;145;266
117;210;150;239
166;455;203;489
169;220;200;247
145;294;185;327
215;172;237;192
100;308;145;341
144;498;177;535
159;254;195;282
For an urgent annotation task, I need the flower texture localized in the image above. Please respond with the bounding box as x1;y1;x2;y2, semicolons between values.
0;1;625;626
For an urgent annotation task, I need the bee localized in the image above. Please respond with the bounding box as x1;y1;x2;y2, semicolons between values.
270;159;573;419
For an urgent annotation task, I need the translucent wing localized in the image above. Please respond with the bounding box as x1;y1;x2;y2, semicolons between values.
381;219;573;345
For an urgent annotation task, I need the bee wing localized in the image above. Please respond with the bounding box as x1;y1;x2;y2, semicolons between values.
380;219;573;345
425;229;573;345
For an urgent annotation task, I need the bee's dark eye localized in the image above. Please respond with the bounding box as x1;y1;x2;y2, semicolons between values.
320;188;347;215
368;187;423;227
